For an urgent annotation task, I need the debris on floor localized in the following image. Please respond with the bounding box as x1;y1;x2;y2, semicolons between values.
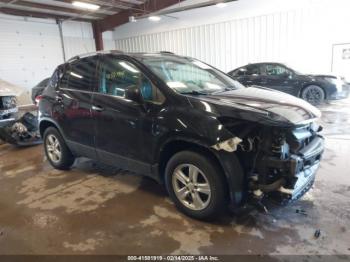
0;111;42;146
314;229;321;239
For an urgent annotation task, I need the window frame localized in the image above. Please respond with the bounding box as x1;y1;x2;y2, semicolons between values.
59;56;99;92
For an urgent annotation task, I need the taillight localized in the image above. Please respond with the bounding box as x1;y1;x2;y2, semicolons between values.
35;95;43;106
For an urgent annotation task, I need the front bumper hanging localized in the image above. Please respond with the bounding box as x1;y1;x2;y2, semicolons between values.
254;135;324;202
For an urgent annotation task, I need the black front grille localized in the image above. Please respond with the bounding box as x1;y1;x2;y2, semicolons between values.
0;96;17;110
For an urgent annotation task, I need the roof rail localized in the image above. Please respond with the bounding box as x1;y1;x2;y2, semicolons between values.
67;50;125;63
110;49;125;54
159;51;175;55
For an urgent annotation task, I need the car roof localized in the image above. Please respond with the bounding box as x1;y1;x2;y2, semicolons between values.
66;50;182;64
246;62;287;67
230;62;287;72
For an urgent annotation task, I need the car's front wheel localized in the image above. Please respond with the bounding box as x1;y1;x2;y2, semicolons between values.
165;151;227;220
301;85;325;105
43;127;75;170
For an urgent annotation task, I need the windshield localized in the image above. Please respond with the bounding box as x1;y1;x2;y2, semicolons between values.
138;55;244;94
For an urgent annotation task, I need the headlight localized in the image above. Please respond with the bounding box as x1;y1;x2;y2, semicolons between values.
325;77;343;92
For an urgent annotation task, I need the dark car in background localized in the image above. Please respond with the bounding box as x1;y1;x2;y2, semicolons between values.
39;52;324;219
228;62;349;105
31;78;50;104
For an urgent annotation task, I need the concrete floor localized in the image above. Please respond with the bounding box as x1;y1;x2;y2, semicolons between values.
0;99;350;256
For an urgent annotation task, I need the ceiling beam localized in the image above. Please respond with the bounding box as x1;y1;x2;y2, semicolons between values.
0;6;93;21
0;0;106;18
98;0;184;32
21;0;117;15
56;0;124;14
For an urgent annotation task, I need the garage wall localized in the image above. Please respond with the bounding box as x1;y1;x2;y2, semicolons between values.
61;21;96;61
103;31;117;51
0;14;96;91
113;0;350;76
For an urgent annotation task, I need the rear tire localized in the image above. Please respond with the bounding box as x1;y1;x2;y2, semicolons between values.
301;85;325;105
165;150;227;220
43;127;75;170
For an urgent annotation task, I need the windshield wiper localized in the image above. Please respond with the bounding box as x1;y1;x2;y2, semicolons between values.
212;87;234;94
180;90;208;95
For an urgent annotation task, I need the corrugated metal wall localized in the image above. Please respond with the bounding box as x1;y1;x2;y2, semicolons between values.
114;5;342;74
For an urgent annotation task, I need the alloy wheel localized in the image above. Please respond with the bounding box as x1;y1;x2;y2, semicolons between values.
46;134;62;163
303;86;324;105
172;164;211;211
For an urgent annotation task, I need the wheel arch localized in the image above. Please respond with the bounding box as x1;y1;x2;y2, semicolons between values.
39;118;64;139
158;138;245;207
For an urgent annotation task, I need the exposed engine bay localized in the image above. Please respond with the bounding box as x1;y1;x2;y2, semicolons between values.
221;120;324;203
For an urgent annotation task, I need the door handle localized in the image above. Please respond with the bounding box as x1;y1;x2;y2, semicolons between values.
91;105;104;112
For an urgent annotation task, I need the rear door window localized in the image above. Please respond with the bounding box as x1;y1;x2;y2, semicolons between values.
60;56;98;91
245;64;261;76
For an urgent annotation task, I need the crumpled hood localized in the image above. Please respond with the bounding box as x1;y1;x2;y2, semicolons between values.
188;87;321;127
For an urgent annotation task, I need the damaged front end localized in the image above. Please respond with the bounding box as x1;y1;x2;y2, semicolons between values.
213;119;324;205
0;95;42;146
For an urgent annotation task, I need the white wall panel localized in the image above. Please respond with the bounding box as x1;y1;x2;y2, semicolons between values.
0;16;63;91
0;15;96;91
62;21;96;60
63;37;95;60
114;0;350;76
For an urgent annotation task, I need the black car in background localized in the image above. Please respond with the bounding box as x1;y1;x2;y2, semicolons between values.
39;52;324;219
31;78;50;104
228;62;349;105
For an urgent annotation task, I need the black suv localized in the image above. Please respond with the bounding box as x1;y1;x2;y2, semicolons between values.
39;52;324;219
228;62;349;105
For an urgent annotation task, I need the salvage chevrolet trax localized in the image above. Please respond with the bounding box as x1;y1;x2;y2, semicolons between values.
39;51;324;219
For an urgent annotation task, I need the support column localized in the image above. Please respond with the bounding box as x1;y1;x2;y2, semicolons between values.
57;19;66;62
92;21;104;51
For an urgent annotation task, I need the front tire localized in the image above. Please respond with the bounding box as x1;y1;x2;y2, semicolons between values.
165;151;227;220
43;127;75;170
301;85;325;105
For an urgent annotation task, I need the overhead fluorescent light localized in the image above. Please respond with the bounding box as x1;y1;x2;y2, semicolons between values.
119;62;139;73
70;71;82;79
216;2;227;8
148;16;161;22
72;1;100;10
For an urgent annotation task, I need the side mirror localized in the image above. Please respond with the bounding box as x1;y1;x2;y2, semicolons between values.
125;85;142;103
282;72;292;79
